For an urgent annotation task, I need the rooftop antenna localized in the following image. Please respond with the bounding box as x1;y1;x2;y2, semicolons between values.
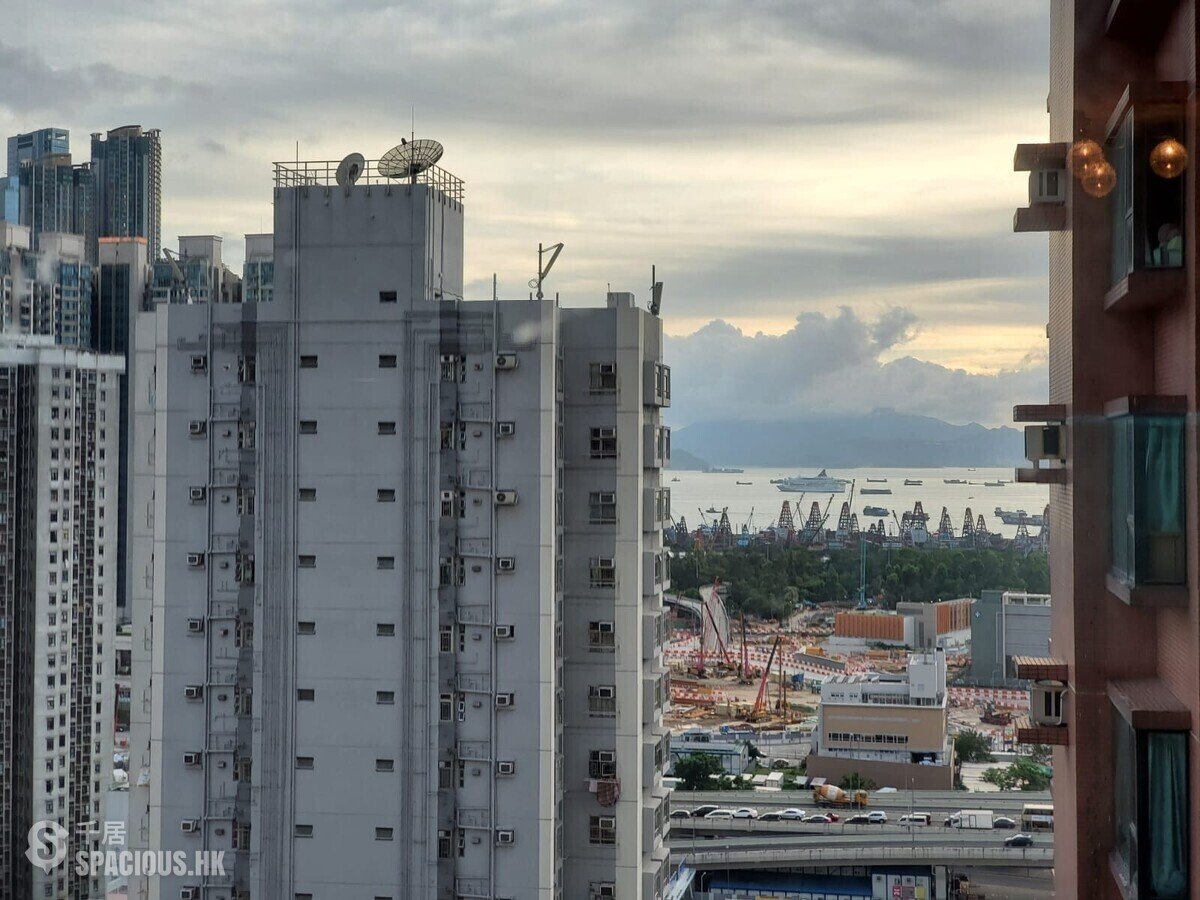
335;152;366;187
649;265;663;316
379;138;444;183
527;242;564;301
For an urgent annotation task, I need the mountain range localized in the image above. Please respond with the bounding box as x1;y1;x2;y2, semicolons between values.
670;409;1025;469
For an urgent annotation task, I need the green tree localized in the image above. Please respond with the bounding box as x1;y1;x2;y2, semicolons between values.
980;766;1016;790
981;757;1051;791
954;729;995;763
674;753;726;791
838;771;877;791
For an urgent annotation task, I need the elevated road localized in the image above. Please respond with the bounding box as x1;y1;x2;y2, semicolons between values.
674;789;1050;819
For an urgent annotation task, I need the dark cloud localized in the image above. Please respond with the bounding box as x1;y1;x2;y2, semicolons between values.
665;309;1046;428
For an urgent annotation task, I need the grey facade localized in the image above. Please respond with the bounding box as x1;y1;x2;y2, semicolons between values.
968;590;1052;685
128;160;671;899
0;338;122;899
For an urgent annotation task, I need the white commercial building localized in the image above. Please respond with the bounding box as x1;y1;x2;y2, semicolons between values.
126;154;672;899
0;336;122;899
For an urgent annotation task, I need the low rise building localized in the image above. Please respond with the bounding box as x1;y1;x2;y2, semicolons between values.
669;730;751;776
806;650;954;790
828;599;973;654
968;590;1051;686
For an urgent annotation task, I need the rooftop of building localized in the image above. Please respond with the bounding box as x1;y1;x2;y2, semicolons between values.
273;156;464;203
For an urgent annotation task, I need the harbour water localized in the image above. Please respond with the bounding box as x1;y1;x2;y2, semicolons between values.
667;466;1050;540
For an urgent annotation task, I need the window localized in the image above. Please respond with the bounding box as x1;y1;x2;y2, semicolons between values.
378;421;396;435
297;689;315;701
588;750;616;779
588;491;616;524
298;488;316;501
1113;712;1189;898
299;420;317;434
376;758;395;772
298;555;316;568
294;824;313;838
589;882;616;900
588;816;616;845
376;691;395;704
439;626;453;653
1110;409;1186;588
588;685;616;717
377;556;395;570
589;557;616;588
299;355;318;368
295;756;314;769
439;694;453;721
589;427;617;459
379;290;397;303
588;621;615;651
377;623;395;636
375;827;394;841
589;362;617;394
297;621;316;635
377;489;395;502
379;354;397;368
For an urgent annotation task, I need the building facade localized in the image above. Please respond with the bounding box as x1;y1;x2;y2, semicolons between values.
968;590;1051;686
0;337;122;899
127;158;671;899
1013;2;1199;897
807;651;953;790
828;599;973;654
91;127;162;262
1;224;94;349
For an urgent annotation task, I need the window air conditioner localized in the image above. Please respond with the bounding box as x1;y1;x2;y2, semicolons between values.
186;618;205;634
495;353;518;370
496;557;516;573
186;552;205;568
494;625;515;640
496;760;516;776
180;819;200;834
188;420;207;436
182;752;202;767
184;685;204;701
190;355;207;373
1024;424;1064;462
495;829;515;845
496;421;515;437
188;486;207;503
494;490;518;506
495;693;515;709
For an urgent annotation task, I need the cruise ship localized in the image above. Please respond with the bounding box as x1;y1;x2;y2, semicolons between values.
775;469;850;493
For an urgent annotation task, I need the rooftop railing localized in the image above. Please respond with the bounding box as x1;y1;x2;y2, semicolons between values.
272;159;464;203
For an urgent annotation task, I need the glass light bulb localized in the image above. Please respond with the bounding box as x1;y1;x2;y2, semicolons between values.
1080;160;1117;198
1150;139;1188;179
1068;139;1104;176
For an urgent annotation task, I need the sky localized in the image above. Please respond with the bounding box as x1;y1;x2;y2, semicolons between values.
2;0;1051;428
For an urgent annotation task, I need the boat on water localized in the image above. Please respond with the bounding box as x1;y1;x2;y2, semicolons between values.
984;481;1004;487
994;507;1045;526
904;478;923;486
706;466;744;474
944;478;967;484
775;469;850;493
861;487;892;495
704;506;719;514
863;505;890;517
866;477;888;483
670;477;680;482
736;481;753;485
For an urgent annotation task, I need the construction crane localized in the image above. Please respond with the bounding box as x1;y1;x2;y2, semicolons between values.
750;635;782;720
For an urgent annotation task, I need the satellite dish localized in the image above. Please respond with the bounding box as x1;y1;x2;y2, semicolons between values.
336;152;365;187
379;139;444;179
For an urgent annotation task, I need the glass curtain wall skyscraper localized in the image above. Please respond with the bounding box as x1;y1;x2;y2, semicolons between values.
90;127;162;261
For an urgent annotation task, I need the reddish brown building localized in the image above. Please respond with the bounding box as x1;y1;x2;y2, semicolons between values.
1014;2;1198;897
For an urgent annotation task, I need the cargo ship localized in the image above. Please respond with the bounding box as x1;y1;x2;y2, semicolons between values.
903;478;923;486
863;506;890;517
860;487;892;495
775;469;850;493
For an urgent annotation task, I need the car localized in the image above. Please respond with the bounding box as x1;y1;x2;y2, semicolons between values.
943;815;959;827
825;812;840;822
778;808;806;820
669;809;691;820
704;809;735;819
845;814;871;825
732;807;759;819
757;812;782;821
992;816;1017;829
898;813;930;826
867;811;889;824
1005;833;1035;848
875;786;898;793
802;813;832;824
690;805;719;818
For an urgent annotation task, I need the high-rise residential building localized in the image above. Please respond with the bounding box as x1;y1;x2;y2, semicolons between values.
1;224;94;348
0;335;123;900
6;128;70;174
1013;3;1198;897
91;126;162;261
151;235;241;304
127;154;672;899
1;129;92;258
242;233;273;303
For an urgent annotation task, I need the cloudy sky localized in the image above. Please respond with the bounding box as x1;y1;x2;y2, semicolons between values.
3;0;1050;427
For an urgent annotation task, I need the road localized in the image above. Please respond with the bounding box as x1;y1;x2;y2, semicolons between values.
674;788;1050;819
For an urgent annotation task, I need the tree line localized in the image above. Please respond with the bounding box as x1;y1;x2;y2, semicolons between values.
669;545;1049;619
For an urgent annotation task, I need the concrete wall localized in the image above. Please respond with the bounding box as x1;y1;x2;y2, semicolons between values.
804;752;954;791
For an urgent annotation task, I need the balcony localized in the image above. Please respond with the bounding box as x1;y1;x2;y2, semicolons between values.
1012;143;1067;233
1014;657;1069;747
1013;404;1067;485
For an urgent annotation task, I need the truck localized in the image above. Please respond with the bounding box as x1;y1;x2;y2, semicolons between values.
944;809;994;829
812;784;869;808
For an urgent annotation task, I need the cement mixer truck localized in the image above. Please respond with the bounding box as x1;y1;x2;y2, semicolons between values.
812;784;869;809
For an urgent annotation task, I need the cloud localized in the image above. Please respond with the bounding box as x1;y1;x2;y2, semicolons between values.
665;308;1046;428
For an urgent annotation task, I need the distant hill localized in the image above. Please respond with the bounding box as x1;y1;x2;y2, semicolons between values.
666;446;711;471
672;409;1024;468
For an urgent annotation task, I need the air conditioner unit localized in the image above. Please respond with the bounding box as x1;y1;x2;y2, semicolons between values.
1024;424;1064;462
595;885;616;899
496;421;515;437
190;354;207;373
184;685;204;701
598;622;614;634
180;819;201;834
182;751;202;767
597;686;615;699
494;624;515;640
598;750;615;763
1030;681;1065;726
495;829;515;845
186;552;205;568
496;557;516;572
440;490;455;502
186;618;205;634
188;486;207;503
495;353;518;370
597;492;615;504
597;557;615;569
598;817;615;830
496;760;516;776
188;420;207;436
599;363;616;375
1028;168;1066;205
494;490;518;506
495;693;515;708
597;427;616;438
440;354;457;364
180;888;200;900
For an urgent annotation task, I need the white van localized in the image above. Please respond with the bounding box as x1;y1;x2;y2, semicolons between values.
898;813;930;826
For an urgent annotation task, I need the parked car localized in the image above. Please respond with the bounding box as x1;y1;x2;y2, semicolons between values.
992;816;1017;829
845;814;871;825
898;813;930;826
825;812;840;822
802;813;832;824
1005;833;1035;848
757;812;782;822
732;807;759;819
691;805;719;818
867;811;889;824
704;809;735;819
669;809;691;820
778;808;806;820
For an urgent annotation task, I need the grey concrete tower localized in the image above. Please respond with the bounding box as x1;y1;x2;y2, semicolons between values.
128;156;671;900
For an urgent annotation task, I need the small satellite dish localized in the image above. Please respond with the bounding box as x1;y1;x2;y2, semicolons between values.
379;139;444;179
336;152;365;187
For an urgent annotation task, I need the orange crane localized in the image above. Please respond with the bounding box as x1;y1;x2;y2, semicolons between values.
750;635;782;720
